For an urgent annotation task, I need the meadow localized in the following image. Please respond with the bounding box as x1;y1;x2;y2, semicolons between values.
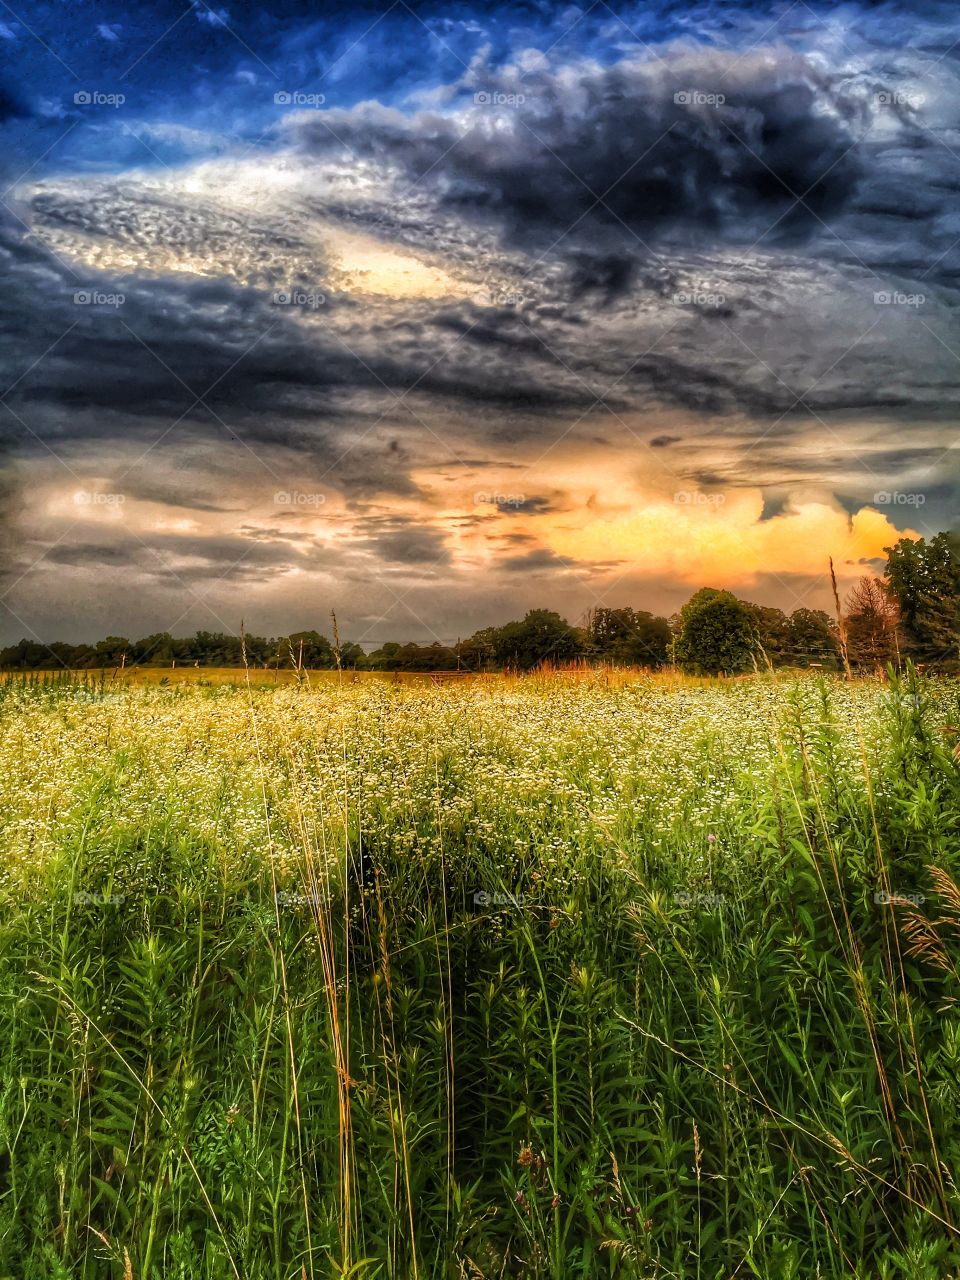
1;669;959;1279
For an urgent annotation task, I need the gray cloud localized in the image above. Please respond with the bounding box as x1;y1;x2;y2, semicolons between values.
501;547;568;572
291;48;868;252
351;516;451;566
495;495;554;514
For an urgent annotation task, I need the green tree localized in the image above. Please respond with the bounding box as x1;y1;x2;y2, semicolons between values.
94;636;130;666
586;607;671;666
884;533;960;664
282;630;334;669
493;610;583;671
0;639;90;669
787;608;838;667
0;639;46;669
844;576;901;669
673;589;757;675
364;641;403;671
363;641;457;671
457;627;499;672
339;641;364;669
743;603;791;665
130;633;174;665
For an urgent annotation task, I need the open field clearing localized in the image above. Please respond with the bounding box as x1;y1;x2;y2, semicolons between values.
2;672;960;1279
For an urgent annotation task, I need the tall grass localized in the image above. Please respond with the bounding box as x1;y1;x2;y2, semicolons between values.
0;669;958;1278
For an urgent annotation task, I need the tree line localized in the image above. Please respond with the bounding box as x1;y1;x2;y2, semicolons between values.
671;532;959;675
2;533;957;675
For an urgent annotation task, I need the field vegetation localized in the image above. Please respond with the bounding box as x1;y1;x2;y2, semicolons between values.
1;668;959;1278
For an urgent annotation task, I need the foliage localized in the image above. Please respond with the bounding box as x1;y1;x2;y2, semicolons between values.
672;588;758;674
885;533;960;665
584;607;671;666
487;608;585;670
743;601;791;665
787;607;839;667
0;629;359;672
845;576;901;669
364;640;459;671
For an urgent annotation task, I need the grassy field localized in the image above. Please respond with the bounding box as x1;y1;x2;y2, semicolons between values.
1;670;959;1279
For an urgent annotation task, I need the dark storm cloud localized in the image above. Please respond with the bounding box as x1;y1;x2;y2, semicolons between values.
4;173;960;538
290;47;866;251
41;543;142;568
0;451;23;580
12;15;960;475
500;547;567;572
0;83;29;122
759;492;790;520
567;253;639;304
0;206;605;475
41;533;299;579
495;495;553;514
119;478;241;513
352;517;451;565
498;544;623;574
0;250;354;430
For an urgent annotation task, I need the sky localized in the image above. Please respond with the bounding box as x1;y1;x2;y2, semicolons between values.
0;0;958;648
